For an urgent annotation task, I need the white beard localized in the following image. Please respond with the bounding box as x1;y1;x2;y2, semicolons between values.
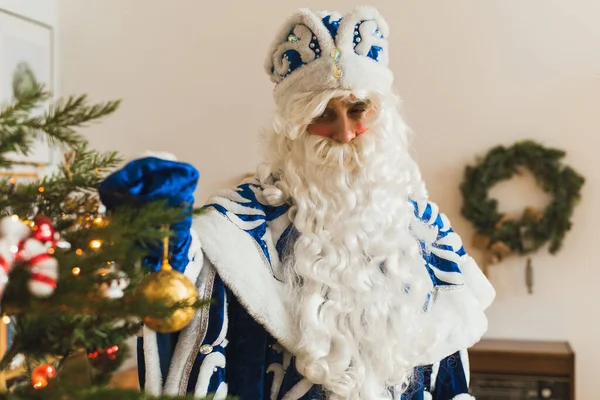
263;107;436;399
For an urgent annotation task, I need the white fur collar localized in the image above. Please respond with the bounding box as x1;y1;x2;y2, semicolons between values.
195;179;495;362
193;208;300;354
194;206;493;364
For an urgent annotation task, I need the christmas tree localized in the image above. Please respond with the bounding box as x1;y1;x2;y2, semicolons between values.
0;81;210;399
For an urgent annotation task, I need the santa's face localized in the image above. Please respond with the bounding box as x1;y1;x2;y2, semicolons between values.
306;96;373;144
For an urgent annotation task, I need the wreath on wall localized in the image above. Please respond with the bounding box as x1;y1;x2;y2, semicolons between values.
460;140;585;291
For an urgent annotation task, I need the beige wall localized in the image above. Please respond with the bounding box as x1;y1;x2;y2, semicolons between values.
59;1;600;397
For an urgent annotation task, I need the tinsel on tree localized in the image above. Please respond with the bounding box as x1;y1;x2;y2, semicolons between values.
0;81;210;399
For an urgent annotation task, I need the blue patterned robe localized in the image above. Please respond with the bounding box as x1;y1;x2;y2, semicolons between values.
138;177;495;399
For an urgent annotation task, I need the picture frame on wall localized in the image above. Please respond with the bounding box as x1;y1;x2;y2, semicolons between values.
0;7;54;168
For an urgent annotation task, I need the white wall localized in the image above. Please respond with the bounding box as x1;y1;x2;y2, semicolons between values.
58;1;600;397
0;0;58;26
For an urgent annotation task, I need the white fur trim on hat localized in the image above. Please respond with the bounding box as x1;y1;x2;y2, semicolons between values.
142;151;178;161
265;6;394;110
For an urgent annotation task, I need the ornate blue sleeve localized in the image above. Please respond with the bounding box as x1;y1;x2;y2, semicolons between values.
411;199;467;288
426;350;473;400
99;156;200;273
398;350;472;400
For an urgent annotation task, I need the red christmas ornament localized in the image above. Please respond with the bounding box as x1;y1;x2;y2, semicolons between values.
31;364;56;389
0;216;60;298
0;217;30;295
88;345;119;360
18;220;59;298
31;216;56;244
87;350;99;359
106;345;119;359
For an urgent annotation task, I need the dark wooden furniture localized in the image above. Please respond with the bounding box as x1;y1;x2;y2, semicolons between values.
469;339;575;399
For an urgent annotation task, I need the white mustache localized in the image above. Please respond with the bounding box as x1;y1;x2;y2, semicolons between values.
307;135;368;168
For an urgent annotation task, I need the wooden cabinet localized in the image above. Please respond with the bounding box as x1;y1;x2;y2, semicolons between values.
469;339;575;399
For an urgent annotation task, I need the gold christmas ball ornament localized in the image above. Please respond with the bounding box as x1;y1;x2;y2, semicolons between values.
136;264;198;333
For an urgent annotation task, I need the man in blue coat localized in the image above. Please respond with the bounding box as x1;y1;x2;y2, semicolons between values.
137;6;495;399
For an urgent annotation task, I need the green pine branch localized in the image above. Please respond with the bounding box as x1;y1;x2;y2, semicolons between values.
0;84;50;123
0;201;207;370
0;131;35;168
0;86;214;397
0;83;119;167
0;144;122;217
36;94;120;148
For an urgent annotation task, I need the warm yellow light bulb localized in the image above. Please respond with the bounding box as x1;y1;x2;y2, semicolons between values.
90;240;102;250
72;267;81;276
1;315;10;324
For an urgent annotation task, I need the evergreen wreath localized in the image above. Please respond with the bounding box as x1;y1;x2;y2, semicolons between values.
460;140;584;263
